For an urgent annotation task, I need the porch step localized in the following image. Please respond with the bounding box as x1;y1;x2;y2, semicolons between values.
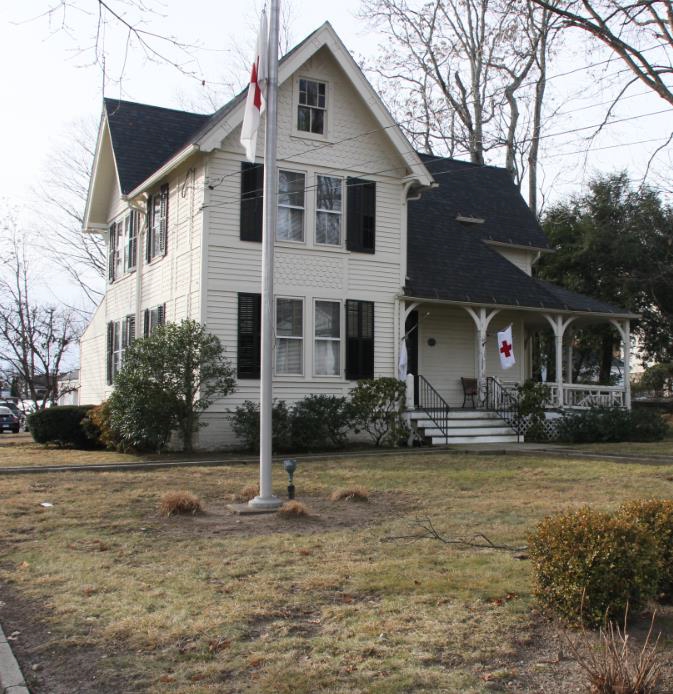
409;408;521;446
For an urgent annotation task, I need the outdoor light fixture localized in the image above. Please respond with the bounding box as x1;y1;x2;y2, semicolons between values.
283;459;297;500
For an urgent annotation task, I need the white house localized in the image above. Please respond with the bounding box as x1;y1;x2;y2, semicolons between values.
80;22;636;449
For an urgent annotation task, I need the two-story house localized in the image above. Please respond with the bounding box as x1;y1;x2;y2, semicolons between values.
80;22;636;449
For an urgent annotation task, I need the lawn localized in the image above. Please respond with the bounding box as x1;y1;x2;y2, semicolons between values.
0;441;672;693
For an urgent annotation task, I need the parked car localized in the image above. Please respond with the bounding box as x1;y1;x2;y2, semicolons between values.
0;400;26;431
0;406;21;434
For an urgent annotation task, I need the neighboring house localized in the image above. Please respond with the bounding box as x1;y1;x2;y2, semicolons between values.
80;22;635;449
57;370;80;406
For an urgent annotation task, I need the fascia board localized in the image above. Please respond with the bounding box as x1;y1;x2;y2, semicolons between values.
126;144;199;199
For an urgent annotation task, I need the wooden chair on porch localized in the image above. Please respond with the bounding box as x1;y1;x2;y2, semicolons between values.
461;377;478;409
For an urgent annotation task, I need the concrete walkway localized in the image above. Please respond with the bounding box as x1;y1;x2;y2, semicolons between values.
0;624;28;694
0;442;670;475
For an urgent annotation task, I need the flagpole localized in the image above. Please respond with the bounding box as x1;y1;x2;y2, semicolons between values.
249;0;281;510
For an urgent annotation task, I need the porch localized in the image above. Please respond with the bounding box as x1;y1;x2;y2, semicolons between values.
398;297;637;444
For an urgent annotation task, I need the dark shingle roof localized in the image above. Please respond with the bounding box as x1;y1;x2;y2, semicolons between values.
104;98;210;194
406;157;630;315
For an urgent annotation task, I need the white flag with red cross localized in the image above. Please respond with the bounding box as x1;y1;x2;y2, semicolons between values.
240;10;268;162
497;325;516;370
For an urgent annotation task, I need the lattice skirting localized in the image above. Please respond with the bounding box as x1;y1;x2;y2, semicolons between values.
515;415;561;441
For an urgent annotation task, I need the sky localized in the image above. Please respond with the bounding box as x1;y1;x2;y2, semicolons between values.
1;0;672;304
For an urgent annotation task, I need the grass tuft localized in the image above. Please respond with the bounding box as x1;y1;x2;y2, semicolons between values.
159;491;203;517
278;500;310;518
330;486;369;502
237;484;259;502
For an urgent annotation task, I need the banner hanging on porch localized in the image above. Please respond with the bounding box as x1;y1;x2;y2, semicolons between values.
497;325;516;370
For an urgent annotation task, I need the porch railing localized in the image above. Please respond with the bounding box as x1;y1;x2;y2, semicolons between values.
417;375;451;438
484;377;521;442
562;384;625;408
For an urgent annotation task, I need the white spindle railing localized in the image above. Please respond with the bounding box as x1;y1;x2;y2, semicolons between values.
561;384;625;408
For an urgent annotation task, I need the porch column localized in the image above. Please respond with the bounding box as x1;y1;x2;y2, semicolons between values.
464;307;501;402
566;335;573;385
610;319;631;409
544;314;575;407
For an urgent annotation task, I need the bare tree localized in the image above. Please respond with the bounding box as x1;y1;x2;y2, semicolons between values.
0;222;79;409
35;118;106;308
361;0;560;208
530;0;673;108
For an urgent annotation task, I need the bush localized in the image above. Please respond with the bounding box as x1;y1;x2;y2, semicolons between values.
639;362;673;397
291;395;351;451
348;378;409;447
28;405;100;449
528;507;660;626
81;401;122;450
619;499;673;602
159;491;203;516
557;406;668;443
229;400;293;452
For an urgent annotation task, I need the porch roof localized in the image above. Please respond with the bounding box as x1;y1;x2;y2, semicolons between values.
406;156;635;318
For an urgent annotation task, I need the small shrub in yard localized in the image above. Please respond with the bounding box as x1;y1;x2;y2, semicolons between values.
557;406;668;443
291;395;351;451
516;381;551;442
159;491;203;517
29;405;100;449
348;377;409;447
619;499;673;602
277;500;310;518
82;401;123;450
528;507;660;627
229;400;292;452
330;486;369;502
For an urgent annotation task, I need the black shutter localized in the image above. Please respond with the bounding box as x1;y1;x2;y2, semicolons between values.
127;212;137;270
346;300;374;380
346;178;376;254
106;321;114;385
146;198;153;262
128;315;136;344
240;162;264;242
159;184;169;255
237;293;261;379
108;224;116;282
143;309;150;338
158;303;166;326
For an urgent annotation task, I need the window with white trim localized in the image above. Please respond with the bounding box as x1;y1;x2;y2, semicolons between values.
314;301;340;376
277;170;305;242
275;298;303;375
297;79;326;134
316;175;342;246
106;315;135;384
124;211;137;272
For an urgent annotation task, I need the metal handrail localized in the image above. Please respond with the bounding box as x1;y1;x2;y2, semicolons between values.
417;375;451;437
484;377;520;442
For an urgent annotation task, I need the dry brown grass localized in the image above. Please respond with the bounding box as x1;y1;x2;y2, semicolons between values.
330;485;369;502
277;500;310;518
237;483;259;502
158;490;203;516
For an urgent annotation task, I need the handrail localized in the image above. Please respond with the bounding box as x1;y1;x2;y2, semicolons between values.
417;375;451;438
484;377;520;442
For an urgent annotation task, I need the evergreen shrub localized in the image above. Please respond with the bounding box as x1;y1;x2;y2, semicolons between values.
557;406;668;443
528;507;660;626
29;405;99;449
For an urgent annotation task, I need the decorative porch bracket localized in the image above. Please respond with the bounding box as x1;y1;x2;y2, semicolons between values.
464;307;501;403
543;314;575;407
610;318;632;409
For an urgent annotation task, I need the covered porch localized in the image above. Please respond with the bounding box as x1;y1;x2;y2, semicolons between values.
398;297;637;413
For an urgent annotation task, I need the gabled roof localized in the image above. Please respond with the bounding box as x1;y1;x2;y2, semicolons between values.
104;99;209;195
406;157;634;317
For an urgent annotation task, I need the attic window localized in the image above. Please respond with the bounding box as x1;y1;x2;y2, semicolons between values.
456;215;485;225
297;79;326;135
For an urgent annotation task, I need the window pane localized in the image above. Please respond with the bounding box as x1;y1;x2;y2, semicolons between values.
277;299;302;337
277;208;304;241
316;212;340;245
317;176;341;211
311;108;324;134
315;301;340;338
306;79;318;106
276;338;302;374
279;170;305;207
299;79;307;103
315;340;340;376
297;106;310;132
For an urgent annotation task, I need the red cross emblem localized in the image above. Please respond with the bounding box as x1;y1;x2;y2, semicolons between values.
500;340;512;358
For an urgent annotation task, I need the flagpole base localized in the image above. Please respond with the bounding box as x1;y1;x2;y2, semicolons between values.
248;494;282;510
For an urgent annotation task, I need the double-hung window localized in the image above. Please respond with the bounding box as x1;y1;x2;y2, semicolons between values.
316;175;342;246
277;170;305;242
314;301;341;376
297;79;326;135
106;315;135;385
275;298;303;375
143;304;166;337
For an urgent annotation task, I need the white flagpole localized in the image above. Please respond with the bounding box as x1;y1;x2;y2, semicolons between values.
249;0;281;510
